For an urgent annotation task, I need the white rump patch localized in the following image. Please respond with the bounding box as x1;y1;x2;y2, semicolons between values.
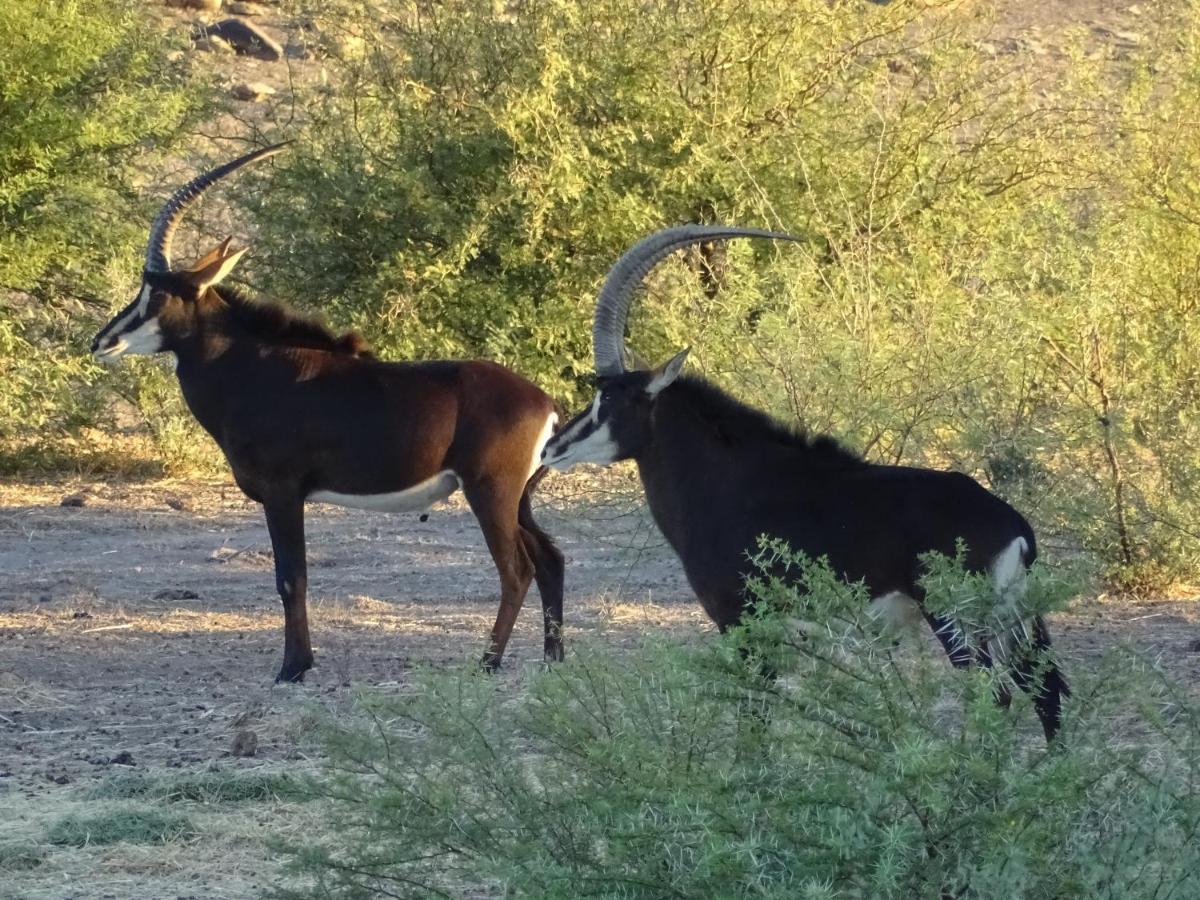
988;536;1031;665
309;470;461;513
869;590;925;631
991;537;1027;596
528;411;558;480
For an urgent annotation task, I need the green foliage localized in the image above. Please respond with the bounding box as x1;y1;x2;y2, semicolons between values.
47;807;192;847
1;0;1197;587
243;0;1200;588
280;552;1200;899
0;0;213;469
89;769;300;804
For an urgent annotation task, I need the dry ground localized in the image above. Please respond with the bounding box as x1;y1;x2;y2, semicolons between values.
0;473;705;899
1;474;1200;898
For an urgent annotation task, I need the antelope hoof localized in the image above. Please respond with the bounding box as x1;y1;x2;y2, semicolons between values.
275;655;314;684
543;640;565;664
479;651;502;673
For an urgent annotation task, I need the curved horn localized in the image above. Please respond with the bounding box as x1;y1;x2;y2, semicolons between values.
144;142;290;273
592;224;799;376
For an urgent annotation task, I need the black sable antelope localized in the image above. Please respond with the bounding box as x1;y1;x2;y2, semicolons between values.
92;145;564;682
542;225;1068;741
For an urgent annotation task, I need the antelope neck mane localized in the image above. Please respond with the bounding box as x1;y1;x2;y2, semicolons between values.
671;375;863;466
213;285;372;358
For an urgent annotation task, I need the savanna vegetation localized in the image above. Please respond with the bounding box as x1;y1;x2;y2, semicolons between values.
0;0;213;473
3;0;1198;590
281;552;1200;898
4;2;1200;898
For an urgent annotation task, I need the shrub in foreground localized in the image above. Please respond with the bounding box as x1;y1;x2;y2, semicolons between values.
282;551;1200;898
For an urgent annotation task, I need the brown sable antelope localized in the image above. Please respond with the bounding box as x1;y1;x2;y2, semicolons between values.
91;144;564;682
542;225;1069;742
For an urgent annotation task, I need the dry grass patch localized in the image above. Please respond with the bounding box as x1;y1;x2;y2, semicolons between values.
89;768;300;804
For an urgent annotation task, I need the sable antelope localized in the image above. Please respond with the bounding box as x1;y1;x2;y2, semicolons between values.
542;225;1068;741
91;144;564;682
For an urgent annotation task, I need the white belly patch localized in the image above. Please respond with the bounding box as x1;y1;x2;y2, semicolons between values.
309;470;461;513
869;590;925;631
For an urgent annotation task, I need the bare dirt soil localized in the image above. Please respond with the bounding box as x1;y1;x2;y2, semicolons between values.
2;474;1200;898
0;474;706;899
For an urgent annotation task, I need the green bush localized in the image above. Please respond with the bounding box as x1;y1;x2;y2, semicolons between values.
1;0;1197;589
246;0;1200;588
89;769;300;804
0;0;213;471
280;549;1200;898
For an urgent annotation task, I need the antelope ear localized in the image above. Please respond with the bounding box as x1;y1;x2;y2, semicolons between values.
646;347;689;397
185;237;235;275
184;243;247;292
623;345;651;371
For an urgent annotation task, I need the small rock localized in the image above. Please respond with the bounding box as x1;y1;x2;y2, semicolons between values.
46;772;71;785
154;588;201;601
71;611;93;620
194;34;234;54
230;730;258;758
231;81;277;102
165;496;189;511
1186;638;1200;653
109;751;135;767
60;493;87;508
198;18;284;61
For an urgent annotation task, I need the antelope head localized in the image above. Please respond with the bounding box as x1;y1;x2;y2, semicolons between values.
541;225;798;470
91;143;287;363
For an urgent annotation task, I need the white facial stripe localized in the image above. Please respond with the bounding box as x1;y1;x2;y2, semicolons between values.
543;422;618;471
94;283;163;362
117;318;163;356
105;304;139;340
554;396;603;446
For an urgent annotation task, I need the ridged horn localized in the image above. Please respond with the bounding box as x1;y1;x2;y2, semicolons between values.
592;224;799;376
144;142;290;273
